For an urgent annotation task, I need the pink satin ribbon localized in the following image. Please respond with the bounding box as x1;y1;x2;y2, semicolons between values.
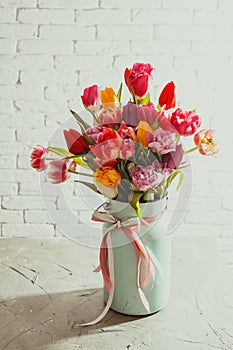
79;202;168;326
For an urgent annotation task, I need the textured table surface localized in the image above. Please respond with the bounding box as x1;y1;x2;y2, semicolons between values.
0;237;233;350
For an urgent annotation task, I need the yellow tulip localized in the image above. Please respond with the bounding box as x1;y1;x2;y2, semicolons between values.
136;121;153;147
100;87;118;110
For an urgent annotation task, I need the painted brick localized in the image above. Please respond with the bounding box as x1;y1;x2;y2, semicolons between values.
0;170;38;183
2;223;55;237
25;210;77;224
0;129;15;142
162;0;218;9
20;70;77;86
97;25;154;40
0;39;16;54
0;113;44;129
132;9;193;24
0;55;53;70
0;100;14;114
0;7;16;23
100;0;161;8
2;196;56;210
16;127;55;144
131;40;190;55
0;0;36;6
54;55;112;70
194;10;233;25
0;24;36;38
0;184;18;195
18;39;73;54
215;26;233;41
219;0;233;10
0;70;18;85
74;40;130;56
154;25;215;40
39;0;98;9
39;25;95;40
18;9;75;24
0;85;43;100
0;156;16;169
0;210;24;224
75;9;131;25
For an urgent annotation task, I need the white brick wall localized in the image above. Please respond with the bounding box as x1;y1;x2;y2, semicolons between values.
0;0;232;239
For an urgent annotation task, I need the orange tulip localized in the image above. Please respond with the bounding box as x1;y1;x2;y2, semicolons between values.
136;121;153;147
194;129;218;156
100;87;118;110
94;166;121;187
94;166;121;199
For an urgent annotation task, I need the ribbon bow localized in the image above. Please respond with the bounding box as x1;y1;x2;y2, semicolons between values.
80;202;168;326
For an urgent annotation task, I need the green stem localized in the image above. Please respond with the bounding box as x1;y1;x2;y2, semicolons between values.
68;170;93;177
45;157;59;160
156;152;162;162
184;146;198;154
90;111;99;123
176;134;180;144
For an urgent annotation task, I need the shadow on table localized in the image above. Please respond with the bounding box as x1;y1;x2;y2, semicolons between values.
0;288;143;349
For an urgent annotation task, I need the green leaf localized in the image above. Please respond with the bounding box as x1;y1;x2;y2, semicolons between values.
157;104;161;112
79;124;94;145
131;88;137;104
74;180;99;194
129;191;144;217
48;147;72;156
117;82;123;102
70;110;91;130
176;171;184;192
138;93;150;105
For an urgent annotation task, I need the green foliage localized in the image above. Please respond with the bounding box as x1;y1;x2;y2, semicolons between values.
129;191;144;216
70;110;91;130
74;180;99;193
137;93;150;105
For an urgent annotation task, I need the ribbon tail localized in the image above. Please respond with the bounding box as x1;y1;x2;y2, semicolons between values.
138;287;150;313
79;232;115;326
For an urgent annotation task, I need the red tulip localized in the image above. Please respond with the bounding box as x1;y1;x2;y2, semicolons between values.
64;129;88;155
47;159;76;184
31;145;48;172
170;108;201;136
124;62;154;98
81;85;100;111
158;81;176;110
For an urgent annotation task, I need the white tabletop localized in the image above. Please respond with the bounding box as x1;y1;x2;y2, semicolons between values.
0;237;232;350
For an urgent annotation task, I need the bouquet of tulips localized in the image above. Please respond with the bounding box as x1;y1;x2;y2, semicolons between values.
31;62;218;216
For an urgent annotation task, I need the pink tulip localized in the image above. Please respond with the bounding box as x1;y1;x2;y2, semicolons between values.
120;139;135;160
148;127;176;154
122;102;159;127
47;159;75;184
130;164;164;191
124;62;154;98
99;107;122;127
170;108;201;136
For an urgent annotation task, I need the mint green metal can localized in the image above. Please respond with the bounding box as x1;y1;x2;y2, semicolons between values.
103;198;171;316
